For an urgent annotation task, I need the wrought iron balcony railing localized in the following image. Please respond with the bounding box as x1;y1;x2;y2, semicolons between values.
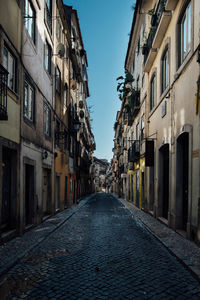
128;141;140;162
0;64;8;120
128;90;140;125
143;0;167;64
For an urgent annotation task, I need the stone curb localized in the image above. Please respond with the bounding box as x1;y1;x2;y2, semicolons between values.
113;194;200;283
0;194;94;278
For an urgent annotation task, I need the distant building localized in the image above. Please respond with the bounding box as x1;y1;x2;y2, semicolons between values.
93;158;110;192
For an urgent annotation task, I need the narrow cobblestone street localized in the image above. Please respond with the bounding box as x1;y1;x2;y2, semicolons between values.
1;193;200;299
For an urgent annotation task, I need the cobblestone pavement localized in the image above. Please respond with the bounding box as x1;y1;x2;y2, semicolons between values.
0;193;200;299
116;195;200;281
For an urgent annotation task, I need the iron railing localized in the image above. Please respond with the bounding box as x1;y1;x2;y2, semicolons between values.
144;0;167;64
0;64;8;120
128;141;140;162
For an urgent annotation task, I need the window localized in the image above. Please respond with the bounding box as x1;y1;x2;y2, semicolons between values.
24;78;34;122
64;83;68;109
57;19;62;42
161;48;169;94
0;64;8;120
142;73;145;88
178;2;191;66
136;123;139;140
25;0;36;42
55;119;60;147
44;101;51;136
56;66;61;93
132;59;135;73
137;37;140;55
150;74;156;111
45;0;52;32
141;115;144;140
3;46;16;92
44;40;52;74
136;76;140;90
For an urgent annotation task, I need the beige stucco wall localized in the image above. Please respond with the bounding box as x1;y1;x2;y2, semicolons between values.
22;0;54;105
146;0;200;231
0;0;21;52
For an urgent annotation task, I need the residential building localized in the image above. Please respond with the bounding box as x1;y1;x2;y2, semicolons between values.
65;6;95;202
93;158;109;192
20;0;55;232
0;0;22;240
53;1;71;211
113;0;200;243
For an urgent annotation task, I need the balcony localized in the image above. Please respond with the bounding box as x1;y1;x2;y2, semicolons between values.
165;0;178;10
143;0;172;72
128;162;134;170
128;90;140;125
128;141;140;162
0;64;8;120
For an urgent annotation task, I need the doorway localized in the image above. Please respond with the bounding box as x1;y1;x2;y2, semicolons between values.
42;168;51;217
176;132;189;231
159;144;169;219
56;175;60;210
141;171;145;209
136;170;140;208
149;166;154;212
25;164;34;225
64;176;68;208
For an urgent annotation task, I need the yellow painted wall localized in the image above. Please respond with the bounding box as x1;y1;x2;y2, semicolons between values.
128;157;145;209
0;93;20;144
54;149;68;210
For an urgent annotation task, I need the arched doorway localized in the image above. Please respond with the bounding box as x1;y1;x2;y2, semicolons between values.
158;144;169;220
176;132;189;231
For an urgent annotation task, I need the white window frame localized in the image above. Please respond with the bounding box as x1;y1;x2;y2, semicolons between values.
161;48;169;94
178;1;192;66
3;46;16;92
56;66;61;93
44;40;52;74
24;79;34;122
181;2;191;61
25;0;35;42
44;100;51;137
57;19;62;42
150;73;156;111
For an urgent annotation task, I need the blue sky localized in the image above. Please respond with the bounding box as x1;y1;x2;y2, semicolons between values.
64;0;135;161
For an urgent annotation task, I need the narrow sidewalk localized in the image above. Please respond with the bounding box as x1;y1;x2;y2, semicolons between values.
114;194;200;281
0;194;94;277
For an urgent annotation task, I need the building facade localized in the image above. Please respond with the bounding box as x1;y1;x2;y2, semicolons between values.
113;0;200;243
0;0;22;239
0;0;95;242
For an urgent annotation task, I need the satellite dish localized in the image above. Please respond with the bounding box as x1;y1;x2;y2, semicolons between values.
56;43;65;58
